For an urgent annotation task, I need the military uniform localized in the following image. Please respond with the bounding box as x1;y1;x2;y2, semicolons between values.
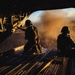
57;26;75;57
24;25;42;54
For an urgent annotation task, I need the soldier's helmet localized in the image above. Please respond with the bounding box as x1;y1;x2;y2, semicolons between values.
61;26;70;34
25;20;32;27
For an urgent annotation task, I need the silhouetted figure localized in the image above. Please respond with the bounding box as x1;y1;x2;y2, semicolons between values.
4;15;13;32
18;20;42;54
4;23;13;32
1;16;13;42
57;26;75;57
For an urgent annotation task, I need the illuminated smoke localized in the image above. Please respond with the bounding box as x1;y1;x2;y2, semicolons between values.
68;20;75;42
35;11;75;50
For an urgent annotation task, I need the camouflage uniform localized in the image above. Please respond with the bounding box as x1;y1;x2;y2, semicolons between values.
24;24;42;54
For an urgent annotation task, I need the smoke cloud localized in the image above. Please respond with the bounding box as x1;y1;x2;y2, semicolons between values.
34;11;75;50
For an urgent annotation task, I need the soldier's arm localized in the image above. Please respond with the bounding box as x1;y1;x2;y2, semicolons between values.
17;26;25;31
68;36;75;47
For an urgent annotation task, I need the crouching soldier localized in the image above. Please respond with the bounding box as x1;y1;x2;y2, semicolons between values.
18;20;42;54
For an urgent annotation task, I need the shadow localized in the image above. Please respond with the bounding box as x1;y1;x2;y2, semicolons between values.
0;49;15;59
0;48;23;69
0;31;12;44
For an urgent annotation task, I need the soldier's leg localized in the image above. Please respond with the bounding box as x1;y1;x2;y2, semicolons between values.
36;38;42;53
24;42;32;54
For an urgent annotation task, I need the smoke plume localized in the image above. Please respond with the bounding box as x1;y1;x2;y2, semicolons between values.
35;11;75;50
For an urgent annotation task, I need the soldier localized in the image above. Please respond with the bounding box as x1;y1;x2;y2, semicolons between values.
18;20;42;54
57;26;75;56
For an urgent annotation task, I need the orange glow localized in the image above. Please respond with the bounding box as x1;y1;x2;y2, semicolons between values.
35;11;75;49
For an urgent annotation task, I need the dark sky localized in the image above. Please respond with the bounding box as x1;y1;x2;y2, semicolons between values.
0;0;75;14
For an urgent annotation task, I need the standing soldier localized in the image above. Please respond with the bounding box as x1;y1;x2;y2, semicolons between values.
57;26;75;57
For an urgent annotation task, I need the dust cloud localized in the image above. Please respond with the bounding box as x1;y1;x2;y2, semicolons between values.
34;11;75;50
